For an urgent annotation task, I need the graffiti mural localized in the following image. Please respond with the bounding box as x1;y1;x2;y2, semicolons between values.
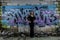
2;4;59;27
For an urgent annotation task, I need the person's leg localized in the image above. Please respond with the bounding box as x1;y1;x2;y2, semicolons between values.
30;23;34;37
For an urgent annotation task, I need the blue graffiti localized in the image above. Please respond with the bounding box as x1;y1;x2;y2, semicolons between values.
2;5;59;27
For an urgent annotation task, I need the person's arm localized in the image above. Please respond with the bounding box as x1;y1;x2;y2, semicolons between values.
27;16;30;21
34;16;36;20
27;16;31;23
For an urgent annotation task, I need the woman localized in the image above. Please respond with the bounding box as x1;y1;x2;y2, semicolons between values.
27;11;36;37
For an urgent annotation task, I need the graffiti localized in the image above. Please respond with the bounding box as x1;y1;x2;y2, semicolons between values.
2;5;59;27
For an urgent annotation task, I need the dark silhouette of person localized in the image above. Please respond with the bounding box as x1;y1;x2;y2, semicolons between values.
27;11;36;37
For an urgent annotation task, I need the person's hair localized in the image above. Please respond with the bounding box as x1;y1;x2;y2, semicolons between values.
30;11;34;15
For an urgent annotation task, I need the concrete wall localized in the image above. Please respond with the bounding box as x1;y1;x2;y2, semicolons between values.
1;0;56;5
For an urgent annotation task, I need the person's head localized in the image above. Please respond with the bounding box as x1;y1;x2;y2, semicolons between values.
30;11;34;16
